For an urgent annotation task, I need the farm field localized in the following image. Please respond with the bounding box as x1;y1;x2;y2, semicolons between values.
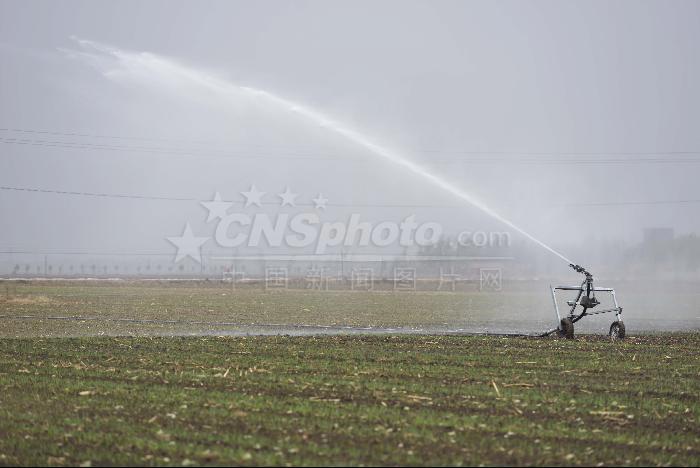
0;333;698;466
0;280;698;337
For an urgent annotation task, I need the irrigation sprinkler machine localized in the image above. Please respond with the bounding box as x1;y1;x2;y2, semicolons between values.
546;263;625;339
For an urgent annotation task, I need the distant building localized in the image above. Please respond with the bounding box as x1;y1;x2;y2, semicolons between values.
643;228;675;244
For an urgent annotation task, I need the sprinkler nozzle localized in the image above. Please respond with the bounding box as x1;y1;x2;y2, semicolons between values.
569;263;593;280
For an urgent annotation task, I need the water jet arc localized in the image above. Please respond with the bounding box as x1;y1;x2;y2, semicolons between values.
71;39;576;266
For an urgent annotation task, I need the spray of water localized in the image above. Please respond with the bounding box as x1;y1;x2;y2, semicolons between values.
65;38;575;266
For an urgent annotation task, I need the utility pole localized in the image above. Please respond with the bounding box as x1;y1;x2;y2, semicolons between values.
340;249;345;280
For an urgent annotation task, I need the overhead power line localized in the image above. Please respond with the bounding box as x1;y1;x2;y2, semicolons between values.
0;127;213;145
0;185;197;202
1;185;699;208
2;127;700;164
4;137;700;165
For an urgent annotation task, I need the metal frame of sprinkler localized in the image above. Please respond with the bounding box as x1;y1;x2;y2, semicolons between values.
543;264;625;339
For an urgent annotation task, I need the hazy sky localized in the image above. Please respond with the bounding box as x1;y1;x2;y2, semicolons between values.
1;0;699;267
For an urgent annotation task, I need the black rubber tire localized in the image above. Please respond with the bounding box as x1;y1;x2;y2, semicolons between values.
609;321;626;340
560;318;575;339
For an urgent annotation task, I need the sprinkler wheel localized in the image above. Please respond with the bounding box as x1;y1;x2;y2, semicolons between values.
559;318;575;339
609;321;626;340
